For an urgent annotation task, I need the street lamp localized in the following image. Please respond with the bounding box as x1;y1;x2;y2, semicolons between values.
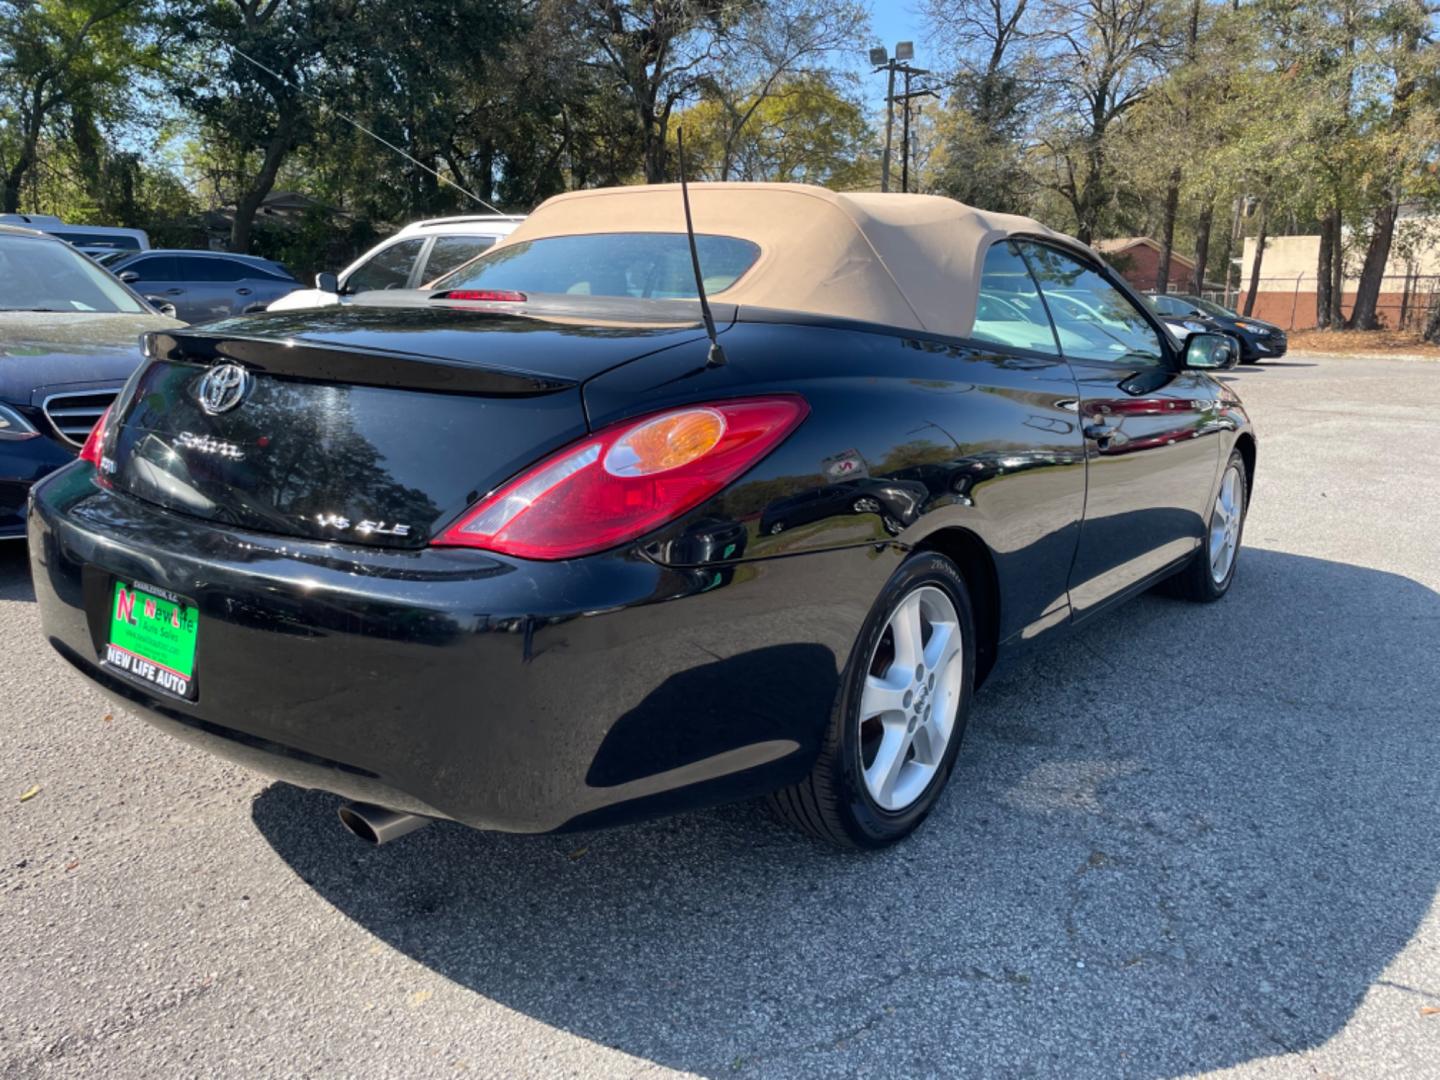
871;42;932;193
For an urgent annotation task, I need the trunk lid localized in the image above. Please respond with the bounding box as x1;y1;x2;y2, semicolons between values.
105;304;712;547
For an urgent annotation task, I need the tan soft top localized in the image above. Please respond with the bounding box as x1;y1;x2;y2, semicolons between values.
496;182;1071;339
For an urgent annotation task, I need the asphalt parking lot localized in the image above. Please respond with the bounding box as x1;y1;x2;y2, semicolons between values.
3;354;1438;1079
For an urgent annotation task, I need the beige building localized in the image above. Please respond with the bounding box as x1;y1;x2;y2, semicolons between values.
1234;216;1439;330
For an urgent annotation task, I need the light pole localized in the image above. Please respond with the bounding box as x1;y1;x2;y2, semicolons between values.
870;42;933;193
871;41;914;193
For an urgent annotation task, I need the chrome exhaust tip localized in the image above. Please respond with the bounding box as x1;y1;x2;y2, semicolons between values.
337;802;430;845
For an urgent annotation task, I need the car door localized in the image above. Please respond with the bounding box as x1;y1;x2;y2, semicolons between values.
340;237;428;294
115;254;182;312
1016;240;1223;618
217;257;295;313
162;255;239;322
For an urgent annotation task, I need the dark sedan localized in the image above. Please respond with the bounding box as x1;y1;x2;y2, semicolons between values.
108;250;298;323
0;225;182;540
29;184;1254;850
1147;292;1288;363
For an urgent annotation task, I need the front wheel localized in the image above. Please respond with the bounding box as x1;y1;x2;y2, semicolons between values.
1167;449;1248;601
769;552;975;848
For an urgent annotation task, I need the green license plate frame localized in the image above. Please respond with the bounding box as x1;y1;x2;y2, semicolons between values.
104;580;199;699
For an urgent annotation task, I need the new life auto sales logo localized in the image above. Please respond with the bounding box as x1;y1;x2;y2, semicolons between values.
196;363;250;415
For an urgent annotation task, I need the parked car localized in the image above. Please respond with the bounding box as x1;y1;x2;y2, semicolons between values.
1141;293;1241;355
0;213;150;260
266;214;525;311
106;250;298;323
28;184;1252;851
1146;292;1287;363
0;224;182;541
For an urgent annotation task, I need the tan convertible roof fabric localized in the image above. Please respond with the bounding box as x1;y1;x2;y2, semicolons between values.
498;183;1071;339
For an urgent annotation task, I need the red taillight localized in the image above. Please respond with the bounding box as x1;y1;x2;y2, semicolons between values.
434;289;528;302
78;405;112;467
433;396;808;560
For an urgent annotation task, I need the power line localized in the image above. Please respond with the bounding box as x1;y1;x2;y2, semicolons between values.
226;45;505;215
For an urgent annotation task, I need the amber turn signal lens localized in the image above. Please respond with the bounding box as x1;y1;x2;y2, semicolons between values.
603;408;726;477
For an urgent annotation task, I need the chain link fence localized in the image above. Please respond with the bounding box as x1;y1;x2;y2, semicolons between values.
1201;274;1440;332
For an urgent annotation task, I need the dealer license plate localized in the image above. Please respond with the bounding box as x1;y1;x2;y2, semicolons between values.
105;581;198;699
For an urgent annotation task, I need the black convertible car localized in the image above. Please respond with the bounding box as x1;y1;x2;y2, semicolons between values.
29;184;1253;849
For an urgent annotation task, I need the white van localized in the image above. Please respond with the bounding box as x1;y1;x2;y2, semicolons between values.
267;214;524;311
0;214;150;259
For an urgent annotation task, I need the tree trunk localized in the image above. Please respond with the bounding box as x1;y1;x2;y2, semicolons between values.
1316;206;1335;328
1155;167;1181;293
1191;198;1214;292
1327;207;1345;325
1241;201;1268;317
1424;292;1440;344
1347;199;1398;330
2;116;40;214
230;122;295;253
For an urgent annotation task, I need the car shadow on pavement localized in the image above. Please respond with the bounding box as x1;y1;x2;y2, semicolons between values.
0;543;34;602
253;548;1440;1077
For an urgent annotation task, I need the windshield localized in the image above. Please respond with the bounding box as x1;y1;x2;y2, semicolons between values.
432;232;762;300
0;233;146;313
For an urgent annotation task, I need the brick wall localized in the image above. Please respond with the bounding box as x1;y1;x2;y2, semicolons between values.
1107;245;1194;293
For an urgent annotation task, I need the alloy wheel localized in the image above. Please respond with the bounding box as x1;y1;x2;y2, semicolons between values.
857;585;965;811
1209;463;1243;584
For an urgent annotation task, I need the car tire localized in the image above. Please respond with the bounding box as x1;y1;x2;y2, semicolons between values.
769;551;976;848
1167;448;1248;602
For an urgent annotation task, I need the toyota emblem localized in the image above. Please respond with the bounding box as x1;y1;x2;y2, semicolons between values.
197;363;250;415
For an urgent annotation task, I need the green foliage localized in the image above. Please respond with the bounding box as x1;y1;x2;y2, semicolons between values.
671;73;876;188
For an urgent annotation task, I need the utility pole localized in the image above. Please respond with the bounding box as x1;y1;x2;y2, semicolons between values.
895;76;937;194
870;42;917;194
882;62;897;193
870;43;934;194
901;67;910;194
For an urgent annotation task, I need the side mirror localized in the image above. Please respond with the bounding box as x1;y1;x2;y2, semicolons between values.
118;270;140;284
1184;332;1238;371
315;271;339;293
144;296;178;319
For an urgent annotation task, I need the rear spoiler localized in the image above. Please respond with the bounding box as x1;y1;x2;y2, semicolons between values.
142;330;575;397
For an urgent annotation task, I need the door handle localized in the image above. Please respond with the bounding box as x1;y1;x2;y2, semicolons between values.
1083;420;1122;441
165;288;184;295
236;287;252;296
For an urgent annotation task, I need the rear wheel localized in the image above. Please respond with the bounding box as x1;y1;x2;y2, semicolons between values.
1168;449;1247;601
770;552;975;848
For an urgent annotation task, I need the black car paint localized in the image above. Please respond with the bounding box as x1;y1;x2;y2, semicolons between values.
29;255;1254;835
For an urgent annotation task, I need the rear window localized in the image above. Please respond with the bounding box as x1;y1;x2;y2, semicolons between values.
433;233;761;299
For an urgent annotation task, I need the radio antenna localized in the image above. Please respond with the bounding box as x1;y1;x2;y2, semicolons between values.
676;129;726;368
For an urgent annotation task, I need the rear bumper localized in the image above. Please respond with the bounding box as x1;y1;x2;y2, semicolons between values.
29;463;889;832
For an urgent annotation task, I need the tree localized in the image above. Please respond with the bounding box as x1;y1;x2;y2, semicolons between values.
924;0;1039;213
550;0;739;184
1029;0;1180;243
165;0;353;252
0;0;149;213
1346;0;1438;329
700;0;866;181
670;72;874;186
